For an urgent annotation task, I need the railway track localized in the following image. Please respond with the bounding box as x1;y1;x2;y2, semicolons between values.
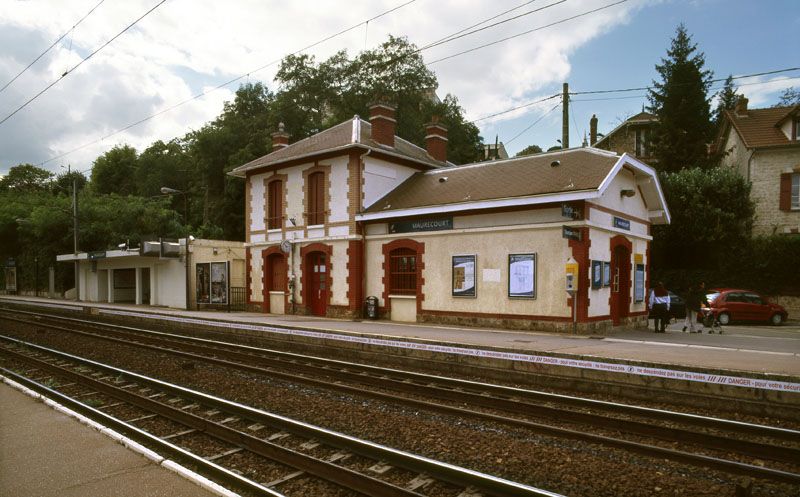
3;309;800;486
0;336;559;497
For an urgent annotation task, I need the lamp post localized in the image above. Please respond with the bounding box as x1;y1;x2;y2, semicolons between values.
14;218;37;296
160;186;189;310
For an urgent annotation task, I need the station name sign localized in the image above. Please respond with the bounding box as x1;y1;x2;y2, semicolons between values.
613;216;631;230
562;225;582;241
389;217;453;234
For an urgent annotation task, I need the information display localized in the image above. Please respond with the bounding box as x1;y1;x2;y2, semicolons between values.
602;261;611;287
634;263;645;303
508;253;536;299
591;260;602;289
196;262;228;304
452;255;476;297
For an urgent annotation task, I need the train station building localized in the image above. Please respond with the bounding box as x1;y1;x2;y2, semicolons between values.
230;104;670;331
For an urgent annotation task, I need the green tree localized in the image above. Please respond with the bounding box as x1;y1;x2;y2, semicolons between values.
647;24;714;172
516;144;543;157
0;164;53;192
272;36;483;164
90;145;138;195
713;75;738;127
651;167;754;277
775;87;800;106
53;169;88;195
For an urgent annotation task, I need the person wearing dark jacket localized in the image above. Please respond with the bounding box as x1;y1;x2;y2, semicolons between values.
684;282;710;333
648;282;670;333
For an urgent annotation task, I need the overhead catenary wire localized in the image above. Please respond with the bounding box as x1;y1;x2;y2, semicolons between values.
0;0;107;95
505;101;561;145
40;0;419;166
0;0;167;127
427;0;629;65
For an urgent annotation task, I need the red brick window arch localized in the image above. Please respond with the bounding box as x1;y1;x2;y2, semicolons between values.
267;180;283;230
389;247;417;295
307;171;325;225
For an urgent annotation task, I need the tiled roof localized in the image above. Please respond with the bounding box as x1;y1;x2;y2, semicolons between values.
724;105;799;149
594;112;657;147
230;117;444;176
364;148;619;213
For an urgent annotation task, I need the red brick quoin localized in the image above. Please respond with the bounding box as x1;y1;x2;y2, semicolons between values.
381;238;425;315
568;227;590;322
346;240;364;314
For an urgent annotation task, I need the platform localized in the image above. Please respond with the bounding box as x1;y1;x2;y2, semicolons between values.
0;380;222;497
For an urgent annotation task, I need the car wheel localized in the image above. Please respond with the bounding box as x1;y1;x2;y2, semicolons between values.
770;313;784;326
718;313;730;326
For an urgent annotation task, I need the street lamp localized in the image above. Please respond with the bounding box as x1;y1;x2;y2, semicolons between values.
160;186;188;226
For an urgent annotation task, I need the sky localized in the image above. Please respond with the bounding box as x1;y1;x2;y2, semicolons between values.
0;0;798;176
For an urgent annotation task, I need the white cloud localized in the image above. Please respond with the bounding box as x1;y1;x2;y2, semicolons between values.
0;0;643;174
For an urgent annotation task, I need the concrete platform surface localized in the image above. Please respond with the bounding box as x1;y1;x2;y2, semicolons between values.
0;382;220;497
2;296;799;377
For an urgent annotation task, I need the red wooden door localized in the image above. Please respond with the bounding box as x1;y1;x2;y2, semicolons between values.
306;252;328;316
610;246;631;325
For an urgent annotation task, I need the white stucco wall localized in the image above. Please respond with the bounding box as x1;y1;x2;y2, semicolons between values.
365;224;573;318
328;156;350;223
78;256;186;308
250;173;267;232
593;168;650;222
363;157;417;209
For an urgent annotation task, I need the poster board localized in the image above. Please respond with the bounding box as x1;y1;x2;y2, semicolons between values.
452;255;476;297
196;262;228;304
210;262;228;304
602;261;611;287
634;264;645;303
196;264;210;303
508;253;536;299
591;260;602;289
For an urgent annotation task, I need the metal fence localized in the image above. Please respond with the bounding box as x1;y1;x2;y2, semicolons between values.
228;286;247;312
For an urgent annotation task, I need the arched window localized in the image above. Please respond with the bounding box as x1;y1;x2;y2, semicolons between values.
267;180;282;230
389;247;417;295
307;171;325;225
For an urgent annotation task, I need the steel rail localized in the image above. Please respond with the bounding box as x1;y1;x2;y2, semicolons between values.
4;323;800;485
0;367;285;497
23;315;800;466
8;310;798;443
0;335;564;497
0;348;425;497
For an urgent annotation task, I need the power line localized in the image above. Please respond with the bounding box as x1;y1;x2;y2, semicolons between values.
471;94;561;123
419;0;567;53
505;101;561;145
427;0;629;65
0;0;106;94
569;66;800;95
41;0;418;166
0;0;167;127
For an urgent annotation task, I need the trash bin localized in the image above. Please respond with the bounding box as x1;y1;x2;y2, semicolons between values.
365;296;379;320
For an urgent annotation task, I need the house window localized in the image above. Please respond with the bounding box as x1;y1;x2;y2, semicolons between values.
635;128;648;157
389;248;417;295
307;171;325;225
793;173;800;210
795;119;800;141
267;180;282;230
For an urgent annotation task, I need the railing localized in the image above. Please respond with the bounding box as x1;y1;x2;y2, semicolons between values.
228;286;247;312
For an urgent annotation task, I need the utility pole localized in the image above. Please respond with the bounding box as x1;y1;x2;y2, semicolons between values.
73;177;80;301
562;82;569;149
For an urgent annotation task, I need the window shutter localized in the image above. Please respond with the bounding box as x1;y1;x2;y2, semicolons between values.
779;173;792;211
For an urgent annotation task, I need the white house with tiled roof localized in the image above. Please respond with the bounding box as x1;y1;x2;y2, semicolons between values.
230;103;670;332
716;97;800;235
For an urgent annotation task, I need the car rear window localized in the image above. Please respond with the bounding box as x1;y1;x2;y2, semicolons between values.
706;292;720;303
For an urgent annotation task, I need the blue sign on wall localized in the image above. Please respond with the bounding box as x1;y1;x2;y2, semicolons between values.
613;217;631;230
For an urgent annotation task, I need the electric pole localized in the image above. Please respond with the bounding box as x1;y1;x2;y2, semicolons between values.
73;176;80;301
562;82;569;149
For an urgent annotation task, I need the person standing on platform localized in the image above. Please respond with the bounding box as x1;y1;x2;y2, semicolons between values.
683;284;699;333
649;282;670;333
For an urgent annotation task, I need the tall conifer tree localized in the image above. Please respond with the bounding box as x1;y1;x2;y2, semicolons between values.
647;24;714;172
713;75;739;127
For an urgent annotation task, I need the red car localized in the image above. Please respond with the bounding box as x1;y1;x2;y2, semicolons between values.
704;289;788;326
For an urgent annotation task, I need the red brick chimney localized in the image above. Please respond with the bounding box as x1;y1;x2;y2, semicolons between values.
425;116;448;163
369;102;396;147
735;96;749;117
589;114;598;146
271;122;290;150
